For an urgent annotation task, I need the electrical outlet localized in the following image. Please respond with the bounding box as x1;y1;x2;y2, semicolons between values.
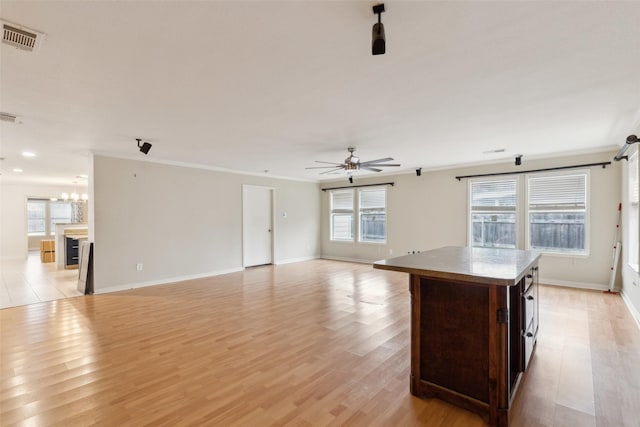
136;263;143;271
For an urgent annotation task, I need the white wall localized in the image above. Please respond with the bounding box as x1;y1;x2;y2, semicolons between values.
92;155;321;293
0;181;88;260
620;144;640;325
321;151;621;289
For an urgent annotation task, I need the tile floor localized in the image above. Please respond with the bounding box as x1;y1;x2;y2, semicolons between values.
0;251;82;309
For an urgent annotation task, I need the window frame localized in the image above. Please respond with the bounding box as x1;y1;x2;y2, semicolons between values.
27;200;47;236
525;170;590;256
468;177;518;249
329;189;355;242
358;187;387;244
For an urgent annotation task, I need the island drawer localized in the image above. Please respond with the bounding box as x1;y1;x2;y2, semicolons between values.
523;323;536;369
523;270;534;292
523;284;535;332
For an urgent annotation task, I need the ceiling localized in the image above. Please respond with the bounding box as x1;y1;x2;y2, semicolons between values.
1;1;639;185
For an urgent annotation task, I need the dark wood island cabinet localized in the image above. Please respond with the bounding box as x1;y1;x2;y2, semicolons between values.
374;246;541;427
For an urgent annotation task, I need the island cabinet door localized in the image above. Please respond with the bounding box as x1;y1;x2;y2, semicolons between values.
410;276;492;416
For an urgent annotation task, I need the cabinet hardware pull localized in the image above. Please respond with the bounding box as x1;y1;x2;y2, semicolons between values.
526;295;534;300
526;332;534;338
526;274;532;279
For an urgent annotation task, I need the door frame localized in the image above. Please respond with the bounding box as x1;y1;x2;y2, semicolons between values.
242;184;276;268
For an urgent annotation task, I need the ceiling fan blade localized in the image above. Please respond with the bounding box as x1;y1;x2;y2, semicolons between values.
314;160;344;165
360;157;394;165
360;167;383;172
319;168;343;175
305;166;346;169
362;163;400;167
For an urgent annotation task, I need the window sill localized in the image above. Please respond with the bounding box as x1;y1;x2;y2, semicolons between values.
533;250;590;259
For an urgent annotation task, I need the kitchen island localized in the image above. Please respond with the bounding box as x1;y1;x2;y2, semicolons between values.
54;223;88;270
374;246;541;427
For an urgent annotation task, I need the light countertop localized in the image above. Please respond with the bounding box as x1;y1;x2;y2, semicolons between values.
373;246;541;286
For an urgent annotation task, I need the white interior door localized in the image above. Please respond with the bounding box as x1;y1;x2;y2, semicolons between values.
243;185;273;267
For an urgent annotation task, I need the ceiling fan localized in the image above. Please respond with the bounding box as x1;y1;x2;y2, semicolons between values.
305;147;401;175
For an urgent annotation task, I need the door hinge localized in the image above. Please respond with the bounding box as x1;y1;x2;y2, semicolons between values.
497;308;509;324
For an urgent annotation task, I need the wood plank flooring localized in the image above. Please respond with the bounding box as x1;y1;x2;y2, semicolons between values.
1;259;638;426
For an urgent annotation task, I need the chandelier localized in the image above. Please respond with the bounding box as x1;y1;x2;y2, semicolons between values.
60;191;88;202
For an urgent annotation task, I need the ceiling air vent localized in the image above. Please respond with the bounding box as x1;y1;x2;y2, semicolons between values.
2;21;44;52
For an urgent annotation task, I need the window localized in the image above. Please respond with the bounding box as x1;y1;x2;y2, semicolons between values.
628;150;639;271
50;201;73;233
329;187;388;243
330;190;354;241
469;179;517;248
359;188;386;243
527;172;587;254
27;200;47;236
27;199;76;236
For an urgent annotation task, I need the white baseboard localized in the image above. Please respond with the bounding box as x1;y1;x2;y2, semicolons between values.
274;255;319;265
621;290;640;331
320;255;376;265
538;277;608;291
95;267;244;295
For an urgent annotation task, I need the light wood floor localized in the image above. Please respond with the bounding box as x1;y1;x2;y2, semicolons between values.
1;260;638;426
0;251;81;309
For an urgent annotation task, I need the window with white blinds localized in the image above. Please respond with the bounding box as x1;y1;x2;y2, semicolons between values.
527;172;588;254
359;188;386;242
628;150;639;271
330;190;354;241
469;179;517;248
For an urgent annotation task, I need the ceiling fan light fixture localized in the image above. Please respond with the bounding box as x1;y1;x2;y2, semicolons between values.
305;147;400;175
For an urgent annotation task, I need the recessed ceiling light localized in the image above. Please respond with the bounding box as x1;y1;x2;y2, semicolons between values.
13;168;23;172
22;151;35;157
